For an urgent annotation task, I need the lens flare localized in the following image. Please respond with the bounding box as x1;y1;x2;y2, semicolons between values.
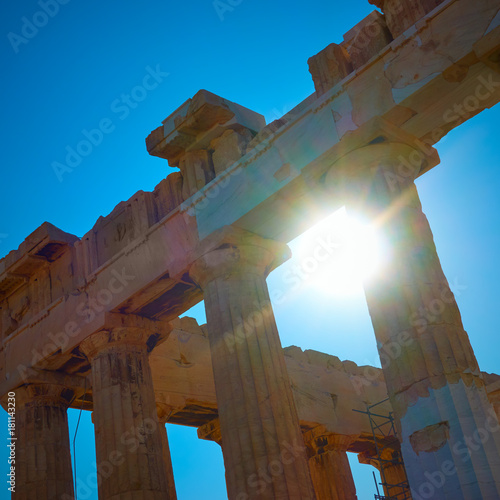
290;207;383;296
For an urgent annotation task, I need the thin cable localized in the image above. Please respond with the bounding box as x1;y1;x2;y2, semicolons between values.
72;376;88;500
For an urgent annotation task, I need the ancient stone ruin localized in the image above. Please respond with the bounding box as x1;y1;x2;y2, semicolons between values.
1;0;500;498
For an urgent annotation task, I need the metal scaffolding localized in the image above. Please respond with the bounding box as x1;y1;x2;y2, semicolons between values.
354;399;412;500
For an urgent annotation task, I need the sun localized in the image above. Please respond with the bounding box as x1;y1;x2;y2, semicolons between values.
289;207;383;296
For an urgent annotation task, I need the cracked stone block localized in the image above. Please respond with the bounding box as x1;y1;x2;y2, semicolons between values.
308;43;354;96
210;128;254;176
370;0;446;38
178;150;214;200
343;10;393;69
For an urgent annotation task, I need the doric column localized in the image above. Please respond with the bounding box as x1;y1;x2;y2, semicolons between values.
304;429;357;500
80;314;172;500
326;142;500;499
9;383;75;500
190;227;316;500
156;404;178;500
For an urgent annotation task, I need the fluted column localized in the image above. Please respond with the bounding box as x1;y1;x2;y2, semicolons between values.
326;142;500;499
10;383;75;500
382;460;409;500
157;404;177;500
190;227;316;500
80;317;172;500
304;430;357;500
359;445;410;500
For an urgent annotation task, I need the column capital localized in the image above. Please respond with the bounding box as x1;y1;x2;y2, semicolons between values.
12;383;75;499
1;368;88;405
304;427;355;455
198;418;222;446
358;446;400;468
189;226;290;288
191;225;315;498
80;313;172;360
325;141;439;210
7;382;75;410
324;116;439;180
358;450;379;469
80;328;150;360
156;402;175;424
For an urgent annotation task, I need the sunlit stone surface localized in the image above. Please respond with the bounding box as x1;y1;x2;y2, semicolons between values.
1;0;500;498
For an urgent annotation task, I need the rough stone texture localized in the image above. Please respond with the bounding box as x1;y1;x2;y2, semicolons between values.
12;384;75;500
485;372;500;420
179;150;214;200
304;429;358;500
153;172;184;220
198;418;223;446
1;1;500;498
369;0;446;38
150;316;393;438
327;142;500;498
2;0;500;386
81;326;172;500
146;89;265;167
283;346;390;435
409;421;450;455
308;43;353;96
0;222;79;345
150;317;217;421
189;227;316;500
343;10;393;69
210;128;255;176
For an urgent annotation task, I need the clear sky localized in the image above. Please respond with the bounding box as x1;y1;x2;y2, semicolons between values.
1;1;499;499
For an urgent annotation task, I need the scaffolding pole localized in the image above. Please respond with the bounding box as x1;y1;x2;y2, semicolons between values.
354;399;412;500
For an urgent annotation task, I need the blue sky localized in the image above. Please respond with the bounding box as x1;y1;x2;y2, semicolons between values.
1;1;499;498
